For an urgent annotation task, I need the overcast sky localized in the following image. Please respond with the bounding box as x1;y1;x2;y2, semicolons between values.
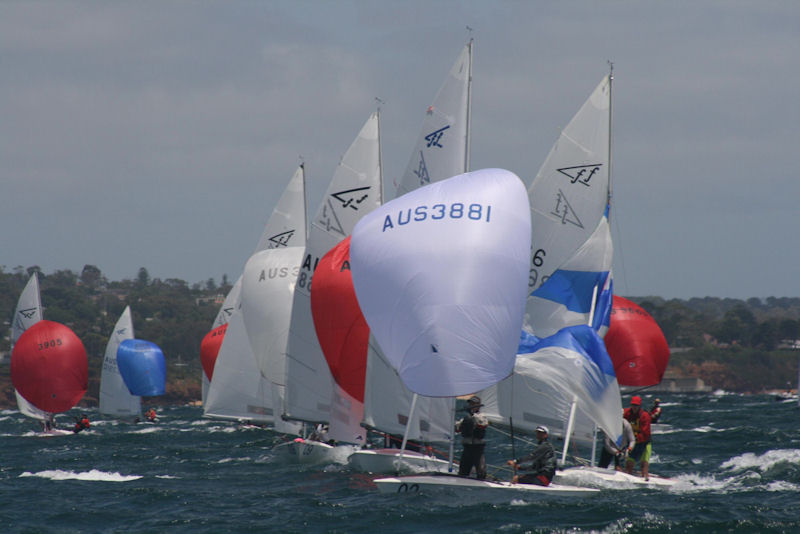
2;1;798;299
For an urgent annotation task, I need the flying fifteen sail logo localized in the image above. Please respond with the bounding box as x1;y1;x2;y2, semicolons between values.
414;151;431;186
425;125;450;148
18;308;38;319
318;187;371;236
267;230;295;249
557;164;603;186
551;189;583;228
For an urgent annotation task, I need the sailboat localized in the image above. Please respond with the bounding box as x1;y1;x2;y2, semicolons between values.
351;169;595;498
10;273;85;434
279;110;382;463
203;275;274;423
99;306;141;419
346;39;473;474
12;320;88;427
201;282;238;405
239;164;306;437
204;165;309;424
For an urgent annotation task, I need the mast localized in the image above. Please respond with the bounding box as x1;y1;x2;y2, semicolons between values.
607;61;614;208
465;37;473;173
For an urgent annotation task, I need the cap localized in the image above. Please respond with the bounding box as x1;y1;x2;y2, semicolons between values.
630;395;642;406
535;425;549;434
467;395;483;406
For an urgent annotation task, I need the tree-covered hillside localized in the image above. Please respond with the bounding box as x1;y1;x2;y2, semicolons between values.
2;265;799;407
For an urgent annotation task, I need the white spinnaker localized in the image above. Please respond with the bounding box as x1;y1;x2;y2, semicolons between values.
284;112;382;426
526;75;611;332
350;168;531;397
395;40;472;198
99;306;140;417
12;273;50;421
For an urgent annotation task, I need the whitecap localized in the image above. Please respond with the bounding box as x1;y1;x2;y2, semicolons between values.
19;469;142;482
720;448;800;472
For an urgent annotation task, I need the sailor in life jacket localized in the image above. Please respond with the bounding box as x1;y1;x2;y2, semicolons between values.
73;414;91;433
455;396;489;479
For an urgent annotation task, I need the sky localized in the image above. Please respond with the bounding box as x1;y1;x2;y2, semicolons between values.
1;1;798;300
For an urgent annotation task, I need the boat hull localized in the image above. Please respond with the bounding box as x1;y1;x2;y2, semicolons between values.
554;466;677;488
272;438;356;464
349;448;454;474
373;474;599;501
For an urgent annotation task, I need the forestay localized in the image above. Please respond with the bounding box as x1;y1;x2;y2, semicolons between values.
350;168;530;397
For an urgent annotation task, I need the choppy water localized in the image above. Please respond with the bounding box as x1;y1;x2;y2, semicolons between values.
2;392;799;533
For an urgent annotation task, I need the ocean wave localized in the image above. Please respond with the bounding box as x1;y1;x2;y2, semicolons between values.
721;449;800;473
19;469;142;482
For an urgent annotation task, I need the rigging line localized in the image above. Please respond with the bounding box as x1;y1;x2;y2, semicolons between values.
488;424;538;448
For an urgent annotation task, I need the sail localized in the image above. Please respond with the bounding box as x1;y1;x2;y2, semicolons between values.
481;325;623;448
604;296;670;387
310;236;369;443
99;306;141;416
362;336;455;443
204;277;242;405
284;111;382;428
200;323;227;382
204;311;274;423
240;165;307;434
525;75;611;334
395;40;472;197
526;212;613;338
117;339;166;397
350;168;531;397
11;273;51;421
11;320;88;413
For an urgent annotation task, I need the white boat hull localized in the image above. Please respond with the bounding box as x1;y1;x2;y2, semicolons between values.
272;438;356;464
349;448;454;474
373;474;599;501
554;466;677;488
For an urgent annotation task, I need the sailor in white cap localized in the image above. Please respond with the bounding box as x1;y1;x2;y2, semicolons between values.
506;424;556;486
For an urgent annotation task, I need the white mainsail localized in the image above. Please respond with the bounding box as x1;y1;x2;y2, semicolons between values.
284;111;382;436
99;306;140;417
395;39;472;197
11;273;50;422
525;75;612;335
241;165;307;435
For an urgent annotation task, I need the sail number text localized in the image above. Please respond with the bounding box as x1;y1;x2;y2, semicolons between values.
37;338;63;350
382;203;491;232
529;248;548;289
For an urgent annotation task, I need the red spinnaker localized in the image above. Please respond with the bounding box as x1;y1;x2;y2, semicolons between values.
200;323;227;381
11;320;88;413
604;296;670;387
310;236;369;403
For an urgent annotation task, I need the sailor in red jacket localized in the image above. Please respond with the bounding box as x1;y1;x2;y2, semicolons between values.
623;395;652;480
